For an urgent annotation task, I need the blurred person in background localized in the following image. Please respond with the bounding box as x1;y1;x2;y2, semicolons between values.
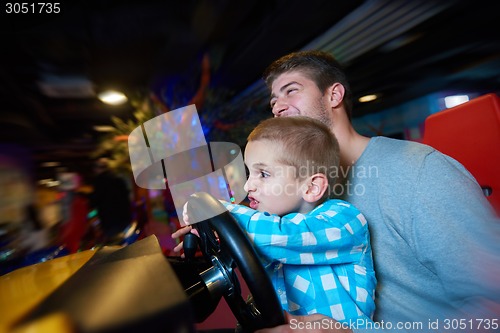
57;173;92;253
0;149;51;274
89;157;132;244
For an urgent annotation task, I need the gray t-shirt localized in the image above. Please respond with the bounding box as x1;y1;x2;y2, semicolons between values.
343;137;500;332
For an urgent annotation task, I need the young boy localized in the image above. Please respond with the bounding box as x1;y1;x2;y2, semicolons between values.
179;116;376;323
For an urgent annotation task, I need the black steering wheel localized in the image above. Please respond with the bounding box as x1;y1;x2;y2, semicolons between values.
184;192;286;332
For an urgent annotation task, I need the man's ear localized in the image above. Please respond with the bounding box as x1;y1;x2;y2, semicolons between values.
326;82;345;109
303;173;328;203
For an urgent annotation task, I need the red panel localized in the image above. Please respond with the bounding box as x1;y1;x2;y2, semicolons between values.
422;93;500;215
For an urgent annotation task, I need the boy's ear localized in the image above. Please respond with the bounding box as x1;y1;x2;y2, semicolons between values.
303;174;328;203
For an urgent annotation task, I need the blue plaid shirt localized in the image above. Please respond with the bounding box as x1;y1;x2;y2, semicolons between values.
223;199;376;323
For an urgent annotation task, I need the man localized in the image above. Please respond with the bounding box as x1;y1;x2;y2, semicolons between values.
257;51;500;332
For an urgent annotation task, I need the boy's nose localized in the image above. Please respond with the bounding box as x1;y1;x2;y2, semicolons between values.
244;178;255;192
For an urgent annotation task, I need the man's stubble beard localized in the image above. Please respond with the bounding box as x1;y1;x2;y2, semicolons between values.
312;97;333;129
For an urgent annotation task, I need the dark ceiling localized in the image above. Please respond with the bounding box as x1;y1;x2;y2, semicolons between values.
1;0;499;180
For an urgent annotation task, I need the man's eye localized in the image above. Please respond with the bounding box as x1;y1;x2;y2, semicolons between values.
286;88;297;95
260;171;270;178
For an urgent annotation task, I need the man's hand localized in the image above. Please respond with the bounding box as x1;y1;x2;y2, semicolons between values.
182;201;190;226
171;225;194;254
171;202;200;255
255;312;353;333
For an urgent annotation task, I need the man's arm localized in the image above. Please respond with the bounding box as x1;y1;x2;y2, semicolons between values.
413;151;500;321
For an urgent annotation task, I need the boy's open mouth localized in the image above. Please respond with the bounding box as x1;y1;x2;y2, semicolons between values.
248;196;259;209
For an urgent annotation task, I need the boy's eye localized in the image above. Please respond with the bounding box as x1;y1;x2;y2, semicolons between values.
260;171;270;178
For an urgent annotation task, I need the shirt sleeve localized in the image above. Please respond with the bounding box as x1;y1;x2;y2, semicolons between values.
412;151;500;320
222;200;370;266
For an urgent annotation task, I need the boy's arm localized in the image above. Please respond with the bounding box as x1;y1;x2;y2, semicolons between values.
221;201;370;266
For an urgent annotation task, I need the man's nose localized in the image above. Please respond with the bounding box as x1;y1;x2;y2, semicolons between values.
272;98;288;117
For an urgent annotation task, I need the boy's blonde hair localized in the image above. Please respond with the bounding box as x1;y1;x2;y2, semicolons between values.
247;116;340;198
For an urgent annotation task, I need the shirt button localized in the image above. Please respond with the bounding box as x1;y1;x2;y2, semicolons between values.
277;288;283;295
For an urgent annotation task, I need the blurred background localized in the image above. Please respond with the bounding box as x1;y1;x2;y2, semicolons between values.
1;0;499;269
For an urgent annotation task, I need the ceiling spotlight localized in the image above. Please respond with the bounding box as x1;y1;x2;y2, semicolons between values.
358;94;378;103
97;90;128;105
